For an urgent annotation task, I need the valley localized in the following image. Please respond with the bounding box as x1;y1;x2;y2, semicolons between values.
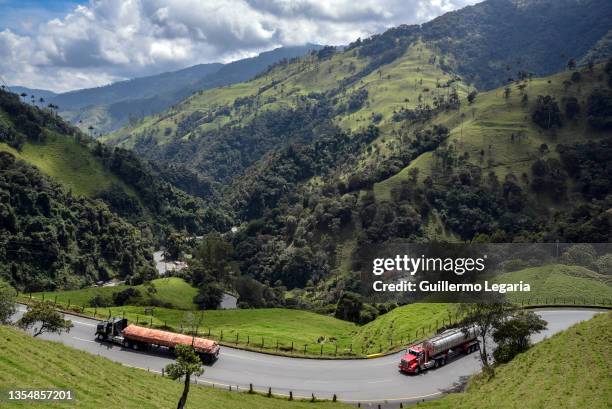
1;0;611;408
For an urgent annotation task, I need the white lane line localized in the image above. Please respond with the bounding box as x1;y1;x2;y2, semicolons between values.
71;320;96;327
367;379;390;384
72;337;96;343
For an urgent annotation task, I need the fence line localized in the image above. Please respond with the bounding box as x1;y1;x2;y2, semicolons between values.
22;294;612;357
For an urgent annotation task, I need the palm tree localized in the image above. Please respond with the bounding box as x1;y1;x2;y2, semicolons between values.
20;92;27;103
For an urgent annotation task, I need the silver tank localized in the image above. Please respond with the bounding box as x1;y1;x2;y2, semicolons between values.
423;326;479;356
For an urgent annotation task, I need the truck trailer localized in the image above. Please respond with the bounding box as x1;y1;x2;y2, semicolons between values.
95;318;220;363
399;326;479;374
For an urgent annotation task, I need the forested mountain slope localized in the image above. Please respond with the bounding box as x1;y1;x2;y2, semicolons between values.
0;88;230;236
0;152;155;291
98;0;612;309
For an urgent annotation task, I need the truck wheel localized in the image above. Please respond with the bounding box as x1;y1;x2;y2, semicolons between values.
440;358;446;366
434;360;439;368
414;367;420;375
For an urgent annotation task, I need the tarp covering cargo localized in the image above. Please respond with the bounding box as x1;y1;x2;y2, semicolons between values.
122;324;219;354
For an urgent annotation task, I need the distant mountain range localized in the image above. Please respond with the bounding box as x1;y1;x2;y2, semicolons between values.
10;44;322;134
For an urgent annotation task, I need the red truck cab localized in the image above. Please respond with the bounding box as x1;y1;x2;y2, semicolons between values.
399;346;426;374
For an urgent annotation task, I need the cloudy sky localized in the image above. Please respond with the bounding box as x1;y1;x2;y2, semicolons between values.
0;0;481;93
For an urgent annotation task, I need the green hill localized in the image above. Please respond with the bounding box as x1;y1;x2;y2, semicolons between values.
493;264;612;304
0;325;349;409
0;89;232;292
28;277;199;311
420;312;611;409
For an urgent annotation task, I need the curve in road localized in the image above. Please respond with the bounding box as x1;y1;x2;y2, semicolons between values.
12;306;602;404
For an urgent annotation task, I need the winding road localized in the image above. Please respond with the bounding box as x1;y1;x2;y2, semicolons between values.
12;306;602;405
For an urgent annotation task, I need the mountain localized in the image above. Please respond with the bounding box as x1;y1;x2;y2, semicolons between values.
419;0;612;89
0;88;232;291
7;86;57;101
50;64;224;110
102;0;612;303
11;45;322;135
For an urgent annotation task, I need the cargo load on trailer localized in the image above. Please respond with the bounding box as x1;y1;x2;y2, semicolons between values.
399;326;479;374
95;318;220;363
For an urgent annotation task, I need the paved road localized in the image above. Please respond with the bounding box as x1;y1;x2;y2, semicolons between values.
12;306;601;404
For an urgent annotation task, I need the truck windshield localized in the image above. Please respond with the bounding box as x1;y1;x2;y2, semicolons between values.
408;349;419;356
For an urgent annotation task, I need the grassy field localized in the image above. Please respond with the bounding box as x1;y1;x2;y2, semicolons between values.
493;264;612;305
0;325;349;409
27;291;454;357
84;303;455;357
419;312;611;409
27;277;199;310
0;131;135;198
372;63;610;204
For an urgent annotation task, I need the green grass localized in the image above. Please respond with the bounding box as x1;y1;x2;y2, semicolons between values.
28;282;455;356
27;277;199;311
351;303;454;353
419;312;611;409
0;325;350;409
372;63;610;205
0;131;134;197
493;264;612;305
60;303;454;357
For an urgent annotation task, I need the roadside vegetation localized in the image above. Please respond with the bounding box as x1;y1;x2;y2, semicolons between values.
0;325;351;409
419;312;611;409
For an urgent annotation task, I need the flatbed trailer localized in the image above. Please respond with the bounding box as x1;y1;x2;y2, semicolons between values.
96;318;220;363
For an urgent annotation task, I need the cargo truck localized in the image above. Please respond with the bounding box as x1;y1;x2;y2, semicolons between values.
95;318;220;363
399;326;479;374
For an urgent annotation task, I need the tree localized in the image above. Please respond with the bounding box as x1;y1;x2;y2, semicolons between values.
587;88;612;129
0;278;16;324
165;344;204;409
194;233;234;281
467;90;478;104
17;301;73;337
492;310;547;363
194;282;224;310
335;291;363;323
164;232;186;260
564;96;580;119
532;95;562;129
459;298;513;375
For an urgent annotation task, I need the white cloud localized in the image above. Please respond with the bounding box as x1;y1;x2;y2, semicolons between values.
0;0;481;92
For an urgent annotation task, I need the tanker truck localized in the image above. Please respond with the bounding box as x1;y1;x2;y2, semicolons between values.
95;318;220;363
399;326;479;374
